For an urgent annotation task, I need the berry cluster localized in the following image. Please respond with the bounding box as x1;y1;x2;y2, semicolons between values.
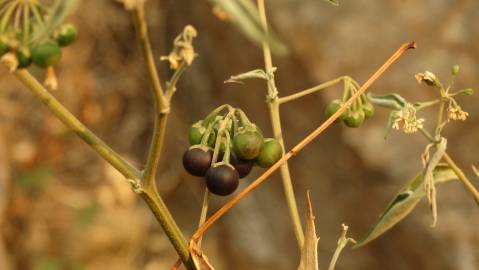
183;105;283;196
324;79;374;128
0;1;77;88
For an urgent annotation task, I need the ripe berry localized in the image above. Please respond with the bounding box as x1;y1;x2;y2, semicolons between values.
256;138;283;168
233;127;263;160
325;99;348;123
230;154;253;178
55;24;78;47
31;42;62;68
362;102;375;119
206;164;239;196
344;110;365;128
182;147;212;177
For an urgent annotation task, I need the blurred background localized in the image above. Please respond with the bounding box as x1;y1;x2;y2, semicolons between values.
1;0;479;269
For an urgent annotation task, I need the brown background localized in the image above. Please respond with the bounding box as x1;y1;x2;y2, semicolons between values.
0;0;478;269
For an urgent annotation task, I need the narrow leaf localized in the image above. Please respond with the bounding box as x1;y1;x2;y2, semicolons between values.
225;68;270;84
354;165;457;248
298;191;319;270
367;92;407;110
209;0;287;55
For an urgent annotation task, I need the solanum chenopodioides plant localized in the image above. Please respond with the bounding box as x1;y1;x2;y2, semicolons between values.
355;65;479;247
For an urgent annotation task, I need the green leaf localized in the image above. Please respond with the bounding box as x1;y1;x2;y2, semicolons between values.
323;0;339;6
298;192;319;270
367;93;407;110
225;68;270;83
209;0;287;55
354;165;457;248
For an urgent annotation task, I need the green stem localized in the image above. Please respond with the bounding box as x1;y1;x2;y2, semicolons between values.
442;153;479;206
197;189;210;248
131;4;195;270
257;0;304;249
132;3;170;189
278;76;347;104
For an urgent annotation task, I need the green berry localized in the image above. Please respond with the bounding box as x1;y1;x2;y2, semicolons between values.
325;99;348;123
233;127;263;160
31;42;62;68
256;138;283;168
55;24;78;47
16;50;31;69
362;102;375;119
344;110;365;128
0;41;8;57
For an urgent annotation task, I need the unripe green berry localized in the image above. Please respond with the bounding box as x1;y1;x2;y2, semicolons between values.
255;138;283;168
31;42;62;68
362;102;375;119
325;99;348;123
55;24;78;47
344;110;365;128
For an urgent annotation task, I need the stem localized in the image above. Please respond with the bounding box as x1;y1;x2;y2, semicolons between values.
14;70;141;180
443;153;479;206
131;5;195;269
132;3;170;189
192;41;416;242
257;0;304;248
277;76;347;104
13;69;195;270
139;188;195;269
197;189;210;248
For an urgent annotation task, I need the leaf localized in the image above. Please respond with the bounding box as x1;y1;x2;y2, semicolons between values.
323;0;339;6
224;68;270;83
209;0;287;55
298;191;319;270
190;241;215;270
31;0;79;43
354;165;457;248
367;92;407;110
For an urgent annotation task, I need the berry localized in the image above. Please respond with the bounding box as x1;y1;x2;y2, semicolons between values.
206;164;239;196
230;154;254;178
233;128;263;160
256;138;283;168
362;102;375;119
31;42;62;68
16;50;31;69
0;41;8;57
344;110;365;128
325;99;348;123
55;24;78;47
182;147;212;177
